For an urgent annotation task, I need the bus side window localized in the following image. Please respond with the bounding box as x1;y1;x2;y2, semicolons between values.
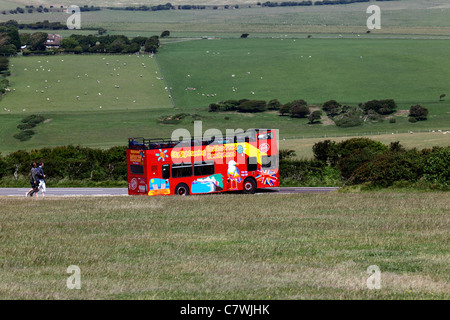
162;164;170;179
257;131;272;140
247;157;257;171
194;162;215;176
130;164;144;175
172;163;193;178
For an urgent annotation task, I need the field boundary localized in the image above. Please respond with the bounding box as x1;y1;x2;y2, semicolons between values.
154;55;176;108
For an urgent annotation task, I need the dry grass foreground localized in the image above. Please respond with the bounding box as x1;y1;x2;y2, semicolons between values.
0;192;449;299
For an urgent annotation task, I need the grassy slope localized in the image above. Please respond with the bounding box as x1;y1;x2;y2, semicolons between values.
157;38;450;107
4;54;172;113
0;193;449;299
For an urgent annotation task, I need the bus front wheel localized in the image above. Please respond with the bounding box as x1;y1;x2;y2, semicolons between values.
242;178;257;194
175;183;190;196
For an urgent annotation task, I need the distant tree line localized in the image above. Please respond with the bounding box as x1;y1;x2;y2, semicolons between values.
1;5;99;15
60;34;160;54
107;3;174;11
209;97;429;127
108;3;211;11
1;19;109;32
322;99;429;127
260;0;395;7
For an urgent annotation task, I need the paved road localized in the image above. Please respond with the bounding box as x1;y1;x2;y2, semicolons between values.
0;187;339;197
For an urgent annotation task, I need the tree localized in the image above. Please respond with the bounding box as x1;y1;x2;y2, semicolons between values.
279;103;291;116
61;37;80;51
361;99;397;115
237;100;267;113
6;26;21;50
322;100;341;117
267;99;281;110
308;110;322;124
108;36;129;53
312;140;339;166
409;105;428;121
27;32;48;51
131;36;148;46
98;28;107;35
289;100;309;118
144;36;159;53
160;30;170;38
0;56;9;73
208;103;220;112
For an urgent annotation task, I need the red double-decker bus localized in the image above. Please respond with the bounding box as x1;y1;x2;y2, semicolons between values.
126;129;279;196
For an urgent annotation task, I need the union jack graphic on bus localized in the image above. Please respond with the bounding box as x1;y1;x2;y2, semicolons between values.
256;168;278;186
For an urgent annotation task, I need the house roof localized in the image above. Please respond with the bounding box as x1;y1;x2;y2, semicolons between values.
45;34;62;46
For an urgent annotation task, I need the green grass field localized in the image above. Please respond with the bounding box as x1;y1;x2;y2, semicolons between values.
4;54;172;113
0;192;449;299
157;38;450;108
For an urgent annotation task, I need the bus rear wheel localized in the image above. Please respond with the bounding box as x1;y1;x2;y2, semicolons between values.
175;183;190;196
242;178;257;194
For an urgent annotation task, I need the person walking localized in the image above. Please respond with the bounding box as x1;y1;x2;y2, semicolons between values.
25;162;39;197
37;162;46;197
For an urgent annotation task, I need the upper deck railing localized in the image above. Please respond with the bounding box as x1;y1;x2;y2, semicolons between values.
128;129;274;150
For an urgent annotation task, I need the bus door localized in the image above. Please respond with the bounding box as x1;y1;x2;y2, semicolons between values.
148;162;172;196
